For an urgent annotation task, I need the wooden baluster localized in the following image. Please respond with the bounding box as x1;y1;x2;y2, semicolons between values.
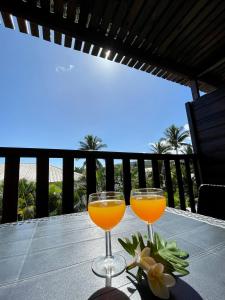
36;156;49;218
123;158;131;205
164;159;174;207
106;158;114;191
152;159;160;188
2;157;20;223
138;158;146;188
193;157;201;188
175;159;186;210
184;158;196;213
62;157;74;214
86;156;96;208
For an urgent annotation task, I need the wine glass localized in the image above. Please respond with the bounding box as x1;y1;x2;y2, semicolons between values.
130;188;166;242
88;191;126;277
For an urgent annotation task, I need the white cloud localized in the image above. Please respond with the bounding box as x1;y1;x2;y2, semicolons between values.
56;64;74;72
184;123;189;131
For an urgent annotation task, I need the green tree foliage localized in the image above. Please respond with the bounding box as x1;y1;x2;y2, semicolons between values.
150;139;171;154
78;134;107;168
163;125;190;154
17;179;36;220
79;135;107;151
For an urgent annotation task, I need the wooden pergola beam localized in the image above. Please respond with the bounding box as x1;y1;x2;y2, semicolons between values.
0;0;220;89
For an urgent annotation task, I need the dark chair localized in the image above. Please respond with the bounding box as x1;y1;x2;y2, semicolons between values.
197;184;225;220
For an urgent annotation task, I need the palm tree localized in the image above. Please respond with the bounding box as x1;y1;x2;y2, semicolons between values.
79;135;107;151
150;139;171;154
163;125;189;154
181;144;193;154
78;135;107;169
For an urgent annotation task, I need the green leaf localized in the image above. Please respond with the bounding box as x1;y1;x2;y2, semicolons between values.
131;235;139;249
137;232;145;250
118;231;190;277
118;238;135;256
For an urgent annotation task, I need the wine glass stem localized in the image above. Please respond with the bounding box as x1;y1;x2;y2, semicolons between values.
147;223;154;243
105;231;112;258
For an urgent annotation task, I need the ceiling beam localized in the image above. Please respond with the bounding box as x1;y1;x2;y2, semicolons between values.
0;0;221;88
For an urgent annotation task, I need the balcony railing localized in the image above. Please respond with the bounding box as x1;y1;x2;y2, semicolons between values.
0;147;201;224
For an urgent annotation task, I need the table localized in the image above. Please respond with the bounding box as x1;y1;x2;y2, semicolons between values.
0;207;225;300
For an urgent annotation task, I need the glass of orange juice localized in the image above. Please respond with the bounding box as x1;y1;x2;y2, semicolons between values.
130;188;166;242
88;192;126;277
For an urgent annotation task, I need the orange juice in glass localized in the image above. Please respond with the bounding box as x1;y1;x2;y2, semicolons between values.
88;192;126;277
130;188;166;242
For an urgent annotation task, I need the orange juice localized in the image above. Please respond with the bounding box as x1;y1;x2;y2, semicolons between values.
88;200;125;230
130;195;166;223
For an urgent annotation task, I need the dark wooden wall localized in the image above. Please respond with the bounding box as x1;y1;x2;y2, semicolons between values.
186;86;225;184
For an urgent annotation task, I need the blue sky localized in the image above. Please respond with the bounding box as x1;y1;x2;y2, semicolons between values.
0;24;193;153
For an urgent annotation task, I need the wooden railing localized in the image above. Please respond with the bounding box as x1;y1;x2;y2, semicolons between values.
0;147;201;223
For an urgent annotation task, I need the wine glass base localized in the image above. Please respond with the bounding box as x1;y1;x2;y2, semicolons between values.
92;254;126;278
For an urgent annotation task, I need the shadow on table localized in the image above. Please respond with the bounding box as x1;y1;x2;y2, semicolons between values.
126;275;204;300
88;287;130;300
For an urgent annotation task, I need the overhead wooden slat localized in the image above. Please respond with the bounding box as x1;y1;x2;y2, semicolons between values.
123;158;131;205
134;0;171;50
83;41;92;53
178;9;225;65
107;51;117;61
164;160;174;208
190;29;225;67
109;0;130;37
30;22;39;37
64;35;72;48
91;45;100;56
146;65;156;74
125;0;158;46
99;48;106;58
89;0;106;29
1;0;225;91
62;157;74;214
143;1;183;51
100;0;118;34
184;21;225;67
78;0;92;28
1;12;14;29
157;0;208;55
128;58;138;68
42;26;51;41
66;0;78;22
40;0;51;41
168;0;223;61
16;17;28;34
54;31;62;45
134;61;144;70
140;63;150;72
74;38;82;51
137;159;146;188
175;159;186;210
1;157;20;223
121;56;131;66
36;156;49;218
117;0;145;42
115;54;124;63
105;157;114;191
148;1;195;55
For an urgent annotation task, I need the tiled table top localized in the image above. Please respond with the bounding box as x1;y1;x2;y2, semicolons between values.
0;208;225;300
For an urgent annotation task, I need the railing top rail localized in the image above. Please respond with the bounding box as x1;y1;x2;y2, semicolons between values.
0;147;197;160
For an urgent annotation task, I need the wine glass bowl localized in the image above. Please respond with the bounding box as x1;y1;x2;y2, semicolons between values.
88;192;126;278
130;188;166;242
88;192;126;230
